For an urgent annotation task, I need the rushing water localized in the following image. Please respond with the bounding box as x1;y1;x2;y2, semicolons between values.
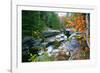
46;34;81;58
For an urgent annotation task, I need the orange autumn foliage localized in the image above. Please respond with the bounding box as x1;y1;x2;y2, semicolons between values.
65;13;86;33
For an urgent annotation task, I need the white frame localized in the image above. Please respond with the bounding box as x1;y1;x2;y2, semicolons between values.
11;1;97;73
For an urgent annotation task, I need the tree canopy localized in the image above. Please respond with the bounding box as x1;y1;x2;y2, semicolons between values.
22;10;61;39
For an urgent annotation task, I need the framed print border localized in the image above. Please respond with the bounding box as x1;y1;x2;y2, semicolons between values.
11;3;97;73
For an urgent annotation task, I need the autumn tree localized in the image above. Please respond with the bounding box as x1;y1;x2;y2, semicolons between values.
64;13;89;33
